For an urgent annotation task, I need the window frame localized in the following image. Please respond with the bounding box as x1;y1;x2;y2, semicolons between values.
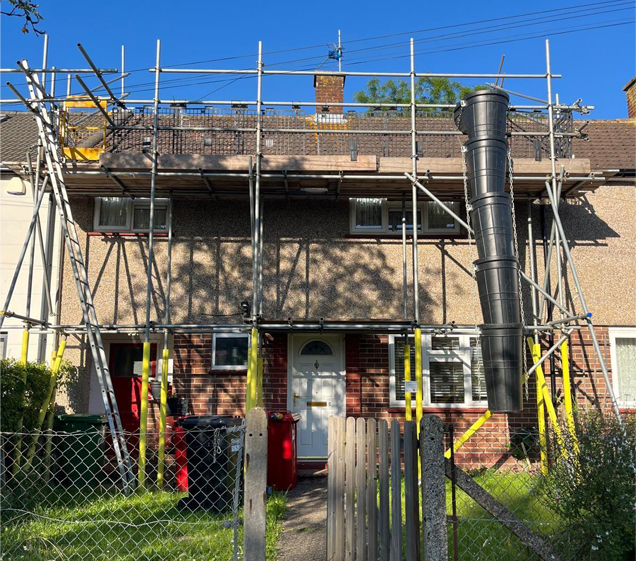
0;332;7;359
609;327;636;407
349;199;462;235
93;197;171;233
211;332;250;371
388;331;487;409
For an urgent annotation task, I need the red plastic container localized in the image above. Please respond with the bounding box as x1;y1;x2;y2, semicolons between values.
267;411;301;491
173;420;188;492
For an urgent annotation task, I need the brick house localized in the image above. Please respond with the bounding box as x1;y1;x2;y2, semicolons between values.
2;74;635;466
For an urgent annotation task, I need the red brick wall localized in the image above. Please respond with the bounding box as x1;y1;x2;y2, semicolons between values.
624;77;636;119
172;332;288;416
315;75;344;114
171;327;623;465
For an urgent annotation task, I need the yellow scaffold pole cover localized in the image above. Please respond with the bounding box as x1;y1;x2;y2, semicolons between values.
444;409;492;459
246;328;259;413
528;337;568;464
138;341;152;489
157;347;170;489
560;339;579;453
530;339;549;475
21;329;30;364
414;329;423;434
404;344;412;422
257;356;264;408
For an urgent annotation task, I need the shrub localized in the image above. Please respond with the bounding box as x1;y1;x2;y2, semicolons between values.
539;410;636;560
0;358;75;432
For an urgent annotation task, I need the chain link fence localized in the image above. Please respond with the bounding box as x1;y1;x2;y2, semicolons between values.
1;421;246;561
445;422;584;561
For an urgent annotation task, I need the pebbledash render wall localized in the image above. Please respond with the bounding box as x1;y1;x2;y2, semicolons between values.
56;181;636;439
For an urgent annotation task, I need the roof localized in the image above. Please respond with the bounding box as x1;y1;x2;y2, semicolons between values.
572;119;636;171
0;111;39;164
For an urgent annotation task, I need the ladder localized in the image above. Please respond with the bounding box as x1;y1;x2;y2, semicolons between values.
20;61;135;492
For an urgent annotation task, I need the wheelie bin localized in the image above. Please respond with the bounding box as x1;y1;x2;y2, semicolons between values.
267;411;301;491
55;414;106;488
175;415;243;512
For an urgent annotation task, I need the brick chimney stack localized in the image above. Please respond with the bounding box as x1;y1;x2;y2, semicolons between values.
314;75;345;114
624;76;636;119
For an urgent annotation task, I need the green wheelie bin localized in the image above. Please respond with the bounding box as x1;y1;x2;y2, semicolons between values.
55;414;107;488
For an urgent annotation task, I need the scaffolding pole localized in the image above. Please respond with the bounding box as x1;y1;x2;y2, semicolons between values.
138;39;162;489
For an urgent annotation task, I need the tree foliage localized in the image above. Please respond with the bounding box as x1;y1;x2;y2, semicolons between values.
1;1;44;35
353;77;484;108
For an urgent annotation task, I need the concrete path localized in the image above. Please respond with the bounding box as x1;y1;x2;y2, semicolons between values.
277;477;328;561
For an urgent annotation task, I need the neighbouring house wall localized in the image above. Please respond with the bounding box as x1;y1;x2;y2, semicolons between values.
57;182;636;413
0;174;62;362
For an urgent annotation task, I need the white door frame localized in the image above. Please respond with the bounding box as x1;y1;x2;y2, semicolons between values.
287;333;346;458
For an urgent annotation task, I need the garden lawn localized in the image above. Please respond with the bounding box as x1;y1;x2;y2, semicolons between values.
1;487;287;561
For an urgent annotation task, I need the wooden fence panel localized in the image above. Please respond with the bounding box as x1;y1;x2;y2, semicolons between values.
327;417;337;560
366;419;378;561
345;417;356;561
389;420;402;561
356;418;367;561
335;416;346;561
378;420;390;561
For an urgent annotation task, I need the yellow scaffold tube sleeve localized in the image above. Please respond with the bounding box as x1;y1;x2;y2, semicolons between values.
530;340;549;475
138;341;151;488
444;410;492;459
560;340;579;454
257;356;264;408
414;329;423;434
157;347;170;489
20;329;29;364
246;328;258;413
404;344;412;422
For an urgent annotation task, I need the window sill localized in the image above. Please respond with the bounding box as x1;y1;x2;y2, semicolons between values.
208;368;248;375
87;232;169;237
387;406;488;413
346;233;466;240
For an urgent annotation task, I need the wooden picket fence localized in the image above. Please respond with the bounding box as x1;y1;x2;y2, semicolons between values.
327;415;447;561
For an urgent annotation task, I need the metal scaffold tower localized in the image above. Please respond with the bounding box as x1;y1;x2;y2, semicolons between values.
0;35;622;486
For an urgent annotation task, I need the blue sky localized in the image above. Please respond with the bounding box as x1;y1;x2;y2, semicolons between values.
1;0;634;118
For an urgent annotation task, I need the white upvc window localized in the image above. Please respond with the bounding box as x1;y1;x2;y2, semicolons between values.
609;327;636;407
349;198;461;235
212;333;250;370
0;332;7;359
93;197;170;232
389;331;487;408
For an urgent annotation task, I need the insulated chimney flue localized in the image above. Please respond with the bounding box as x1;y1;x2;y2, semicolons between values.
454;89;523;413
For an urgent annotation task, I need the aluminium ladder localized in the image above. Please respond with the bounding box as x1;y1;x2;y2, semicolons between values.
20;61;134;492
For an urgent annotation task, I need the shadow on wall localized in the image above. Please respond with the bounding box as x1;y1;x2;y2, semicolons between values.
69;192;621;327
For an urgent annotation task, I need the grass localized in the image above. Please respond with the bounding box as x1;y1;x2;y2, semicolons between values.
1;482;287;561
385;469;566;561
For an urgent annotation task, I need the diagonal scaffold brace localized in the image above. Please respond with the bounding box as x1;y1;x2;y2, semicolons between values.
12;59;135;493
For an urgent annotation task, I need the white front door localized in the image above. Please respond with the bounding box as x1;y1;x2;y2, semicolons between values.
289;334;345;459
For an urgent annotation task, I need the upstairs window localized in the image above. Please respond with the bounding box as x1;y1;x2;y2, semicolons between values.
94;197;169;232
350;199;461;235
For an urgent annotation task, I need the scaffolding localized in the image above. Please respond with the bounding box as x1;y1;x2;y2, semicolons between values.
0;36;622;489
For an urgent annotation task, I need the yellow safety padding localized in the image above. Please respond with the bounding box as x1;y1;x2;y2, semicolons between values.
246;328;258;413
404;344;412;422
444;410;492;459
560;340;579;454
20;330;29;364
157;347;170;489
529;339;549;475
138;341;151;488
257;356;264;408
414;329;423;435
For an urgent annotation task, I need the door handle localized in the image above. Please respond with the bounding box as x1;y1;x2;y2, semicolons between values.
293;392;300;406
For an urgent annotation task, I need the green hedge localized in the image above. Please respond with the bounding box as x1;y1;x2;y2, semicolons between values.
0;358;74;432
